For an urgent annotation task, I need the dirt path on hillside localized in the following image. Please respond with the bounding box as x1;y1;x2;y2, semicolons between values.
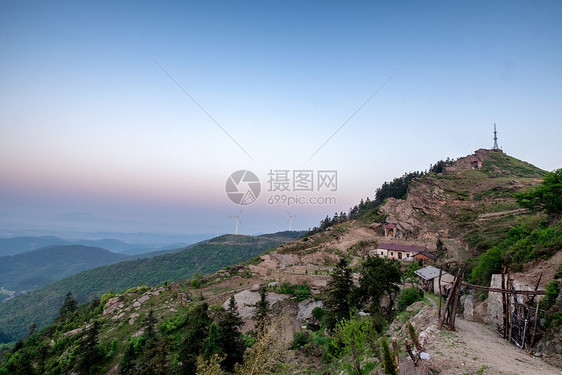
427;318;561;375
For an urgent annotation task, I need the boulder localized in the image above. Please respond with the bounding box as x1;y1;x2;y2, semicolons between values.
296;299;323;321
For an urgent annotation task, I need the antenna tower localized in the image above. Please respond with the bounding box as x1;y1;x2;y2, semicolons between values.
493;123;499;150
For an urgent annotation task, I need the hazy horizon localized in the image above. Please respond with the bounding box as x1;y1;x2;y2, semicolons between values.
1;1;561;236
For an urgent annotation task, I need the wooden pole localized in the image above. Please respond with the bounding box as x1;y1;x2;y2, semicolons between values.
392;337;399;369
405;339;418;366
507;269;512;342
502;268;507;339
439;274;456;329
530;299;540;348
460;283;546;295
438;265;443;316
449;271;463;331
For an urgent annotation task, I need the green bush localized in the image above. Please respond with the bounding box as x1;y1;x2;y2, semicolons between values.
294;285;311;301
100;292;115;306
311;330;329;348
397;288;424;312
543;281;560;310
278;282;311;301
292;331;311;349
470;245;504;285
545;312;562;328
159;314;187;334
311;307;326;322
279;281;294;294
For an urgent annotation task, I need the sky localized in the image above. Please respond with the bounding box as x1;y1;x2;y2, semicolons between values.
1;1;561;238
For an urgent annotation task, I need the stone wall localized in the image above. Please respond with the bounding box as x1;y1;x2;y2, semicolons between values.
248;264;330;287
486;274;544;326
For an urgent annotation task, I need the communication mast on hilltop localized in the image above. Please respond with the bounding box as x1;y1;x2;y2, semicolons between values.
493;123;499;150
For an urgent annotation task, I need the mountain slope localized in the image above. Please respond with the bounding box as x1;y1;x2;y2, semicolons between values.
377;149;546;257
0;232;297;343
0;245;128;291
0;235;191;256
0;236;69;256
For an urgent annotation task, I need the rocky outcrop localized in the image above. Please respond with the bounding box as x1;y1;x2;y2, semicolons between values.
222;289;289;320
103;297;124;315
296;299;323;322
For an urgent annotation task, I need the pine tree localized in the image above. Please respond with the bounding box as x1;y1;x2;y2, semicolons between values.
203;322;222;357
76;320;102;375
217;296;245;371
252;287;271;332
325;258;356;326
138;340;172;375
28;322;37;337
381;338;397;375
143;310;157;348
119;340;137;375
178;303;211;374
59;292;77;318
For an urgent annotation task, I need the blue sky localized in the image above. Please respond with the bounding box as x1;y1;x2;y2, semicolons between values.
1;1;561;236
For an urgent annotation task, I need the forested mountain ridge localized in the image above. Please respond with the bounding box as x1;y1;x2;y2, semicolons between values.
0;245;128;292
0;232;298;344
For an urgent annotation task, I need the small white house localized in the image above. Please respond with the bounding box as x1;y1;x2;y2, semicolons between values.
374;243;426;262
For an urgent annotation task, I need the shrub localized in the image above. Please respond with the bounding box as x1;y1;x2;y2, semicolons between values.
159;314;188;334
397;288;424;312
470;245;504;285
190;279;201;288
292;331;311;349
100;292;115;306
543;281;560;310
311;307;326;322
294;285;311;301
279;281;294;295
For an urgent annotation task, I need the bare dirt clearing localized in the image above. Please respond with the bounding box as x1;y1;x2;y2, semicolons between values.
427;318;561;375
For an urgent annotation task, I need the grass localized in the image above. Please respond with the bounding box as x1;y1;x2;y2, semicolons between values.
480;151;545;178
396;306;423;323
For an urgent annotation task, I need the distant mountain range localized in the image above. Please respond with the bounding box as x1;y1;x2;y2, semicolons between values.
0;235;196;256
0;243;195;294
0;231;303;343
0;245;128;291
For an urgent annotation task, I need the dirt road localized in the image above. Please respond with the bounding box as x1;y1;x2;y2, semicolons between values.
427;318;561;375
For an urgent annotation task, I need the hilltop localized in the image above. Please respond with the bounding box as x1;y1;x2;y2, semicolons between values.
379;149;545;254
1;149;559;374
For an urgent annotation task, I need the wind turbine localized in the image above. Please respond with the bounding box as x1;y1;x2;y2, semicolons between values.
287;210;296;232
229;211;242;235
214;226;221;237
